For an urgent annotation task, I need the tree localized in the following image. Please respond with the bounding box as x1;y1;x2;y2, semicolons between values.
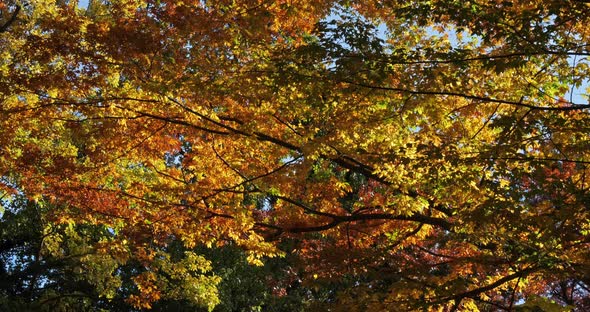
1;0;590;310
0;196;220;311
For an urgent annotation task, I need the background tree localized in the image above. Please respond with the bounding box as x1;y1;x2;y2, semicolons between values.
0;195;220;311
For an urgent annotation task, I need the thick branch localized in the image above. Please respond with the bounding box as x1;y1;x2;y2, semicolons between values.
341;79;590;110
282;212;452;233
0;5;20;33
443;267;538;304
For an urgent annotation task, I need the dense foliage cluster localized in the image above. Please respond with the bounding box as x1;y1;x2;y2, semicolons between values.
1;0;590;310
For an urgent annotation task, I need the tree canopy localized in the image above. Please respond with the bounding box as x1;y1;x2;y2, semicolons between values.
1;0;590;310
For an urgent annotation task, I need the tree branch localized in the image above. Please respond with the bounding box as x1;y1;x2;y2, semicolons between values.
0;5;20;33
340;79;590;111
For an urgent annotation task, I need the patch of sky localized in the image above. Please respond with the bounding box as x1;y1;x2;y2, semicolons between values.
318;5;390;70
78;0;89;9
565;54;589;105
